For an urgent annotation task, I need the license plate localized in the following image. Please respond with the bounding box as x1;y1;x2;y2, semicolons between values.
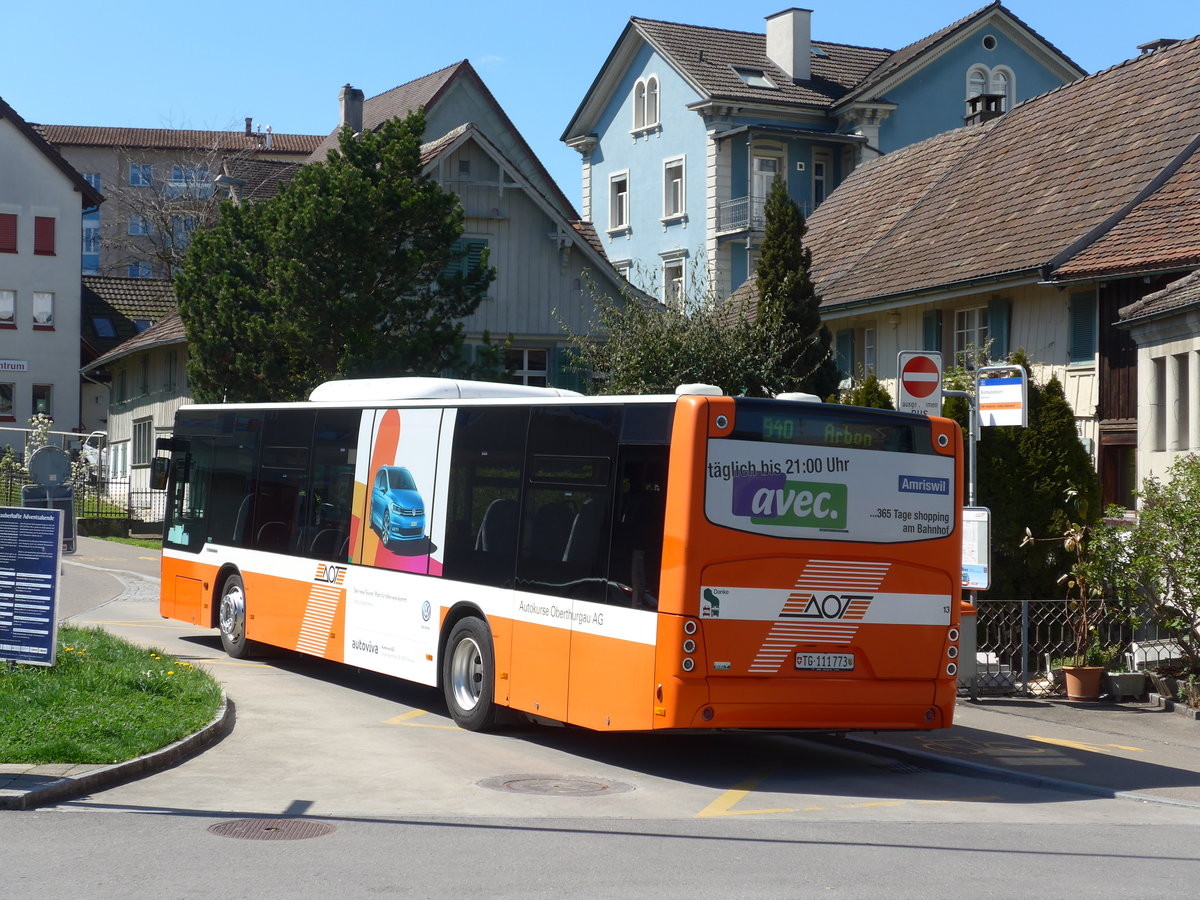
795;652;854;671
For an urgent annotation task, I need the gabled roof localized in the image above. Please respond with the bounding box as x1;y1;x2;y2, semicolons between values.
563;8;1084;141
88;310;186;371
34;124;321;156
839;2;1083;106
632;18;891;108
81;276;177;365
1120;269;1200;324
308;61;578;221
806;36;1200;308
219;157;303;203
0;96;104;208
416;123;630;292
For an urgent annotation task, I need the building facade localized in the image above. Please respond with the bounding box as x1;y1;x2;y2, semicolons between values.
561;5;1083;302
0;97;103;437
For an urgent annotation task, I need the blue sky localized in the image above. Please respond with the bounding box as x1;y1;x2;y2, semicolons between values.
5;1;1195;212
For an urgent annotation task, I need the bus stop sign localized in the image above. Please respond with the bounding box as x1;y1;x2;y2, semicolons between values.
897;351;943;416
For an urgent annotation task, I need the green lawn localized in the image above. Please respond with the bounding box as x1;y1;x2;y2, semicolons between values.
0;626;222;764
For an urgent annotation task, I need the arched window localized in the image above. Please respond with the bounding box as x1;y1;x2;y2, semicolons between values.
633;81;646;130
991;67;1013;111
645;76;659;127
967;66;988;100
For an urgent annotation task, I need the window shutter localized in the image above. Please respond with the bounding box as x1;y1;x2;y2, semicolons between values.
835;329;854;378
987;298;1011;361
1068;292;1097;363
922;310;942;352
34;217;55;255
0;214;16;252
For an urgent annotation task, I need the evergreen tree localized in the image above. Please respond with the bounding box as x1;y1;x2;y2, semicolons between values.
755;178;836;397
175;111;494;403
946;350;1101;600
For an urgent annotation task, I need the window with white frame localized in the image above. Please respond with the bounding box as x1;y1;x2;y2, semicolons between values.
663;157;685;219
632;76;660;131
128;214;152;236
965;64;1014;114
812;148;831;208
663;257;685;308
954;306;989;367
132;417;152;466
0;382;13;419
734;66;777;89
609;172;629;231
128;262;153;278
167;165;212;199
0;290;13;326
32;291;53;327
32;384;52;417
505;348;548;387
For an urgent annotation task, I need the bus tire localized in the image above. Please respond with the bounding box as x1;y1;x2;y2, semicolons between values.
442;616;498;731
218;574;254;659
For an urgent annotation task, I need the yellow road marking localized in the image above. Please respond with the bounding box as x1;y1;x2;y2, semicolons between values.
696;770;795;818
385;709;457;730
1027;736;1148;755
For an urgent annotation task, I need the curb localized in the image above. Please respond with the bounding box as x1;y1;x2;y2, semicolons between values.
0;694;235;811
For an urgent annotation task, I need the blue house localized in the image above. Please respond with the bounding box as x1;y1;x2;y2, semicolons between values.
561;4;1084;302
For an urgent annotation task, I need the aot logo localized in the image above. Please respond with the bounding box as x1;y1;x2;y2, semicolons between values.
732;474;848;529
313;563;345;585
786;593;872;620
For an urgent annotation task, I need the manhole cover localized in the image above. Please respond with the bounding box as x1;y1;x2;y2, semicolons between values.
208;818;336;840
478;774;634;796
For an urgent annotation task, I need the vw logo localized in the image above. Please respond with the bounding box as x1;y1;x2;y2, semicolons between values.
421;600;431;622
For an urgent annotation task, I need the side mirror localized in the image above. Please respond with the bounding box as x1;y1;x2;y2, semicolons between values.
150;456;171;490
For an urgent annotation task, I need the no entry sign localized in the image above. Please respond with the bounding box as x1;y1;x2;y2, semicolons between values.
897;351;943;416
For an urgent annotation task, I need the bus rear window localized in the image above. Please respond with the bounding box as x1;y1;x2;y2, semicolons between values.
730;400;935;455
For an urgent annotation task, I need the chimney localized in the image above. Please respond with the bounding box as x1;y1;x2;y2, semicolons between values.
340;83;365;133
766;8;812;83
244;117;253;136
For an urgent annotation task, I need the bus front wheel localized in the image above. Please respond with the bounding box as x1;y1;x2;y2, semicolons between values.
442;617;498;731
218;574;254;659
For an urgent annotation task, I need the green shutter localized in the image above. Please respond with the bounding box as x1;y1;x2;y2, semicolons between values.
987;298;1011;361
922;310;943;352
550;346;588;393
1068;292;1097;363
835;329;854;378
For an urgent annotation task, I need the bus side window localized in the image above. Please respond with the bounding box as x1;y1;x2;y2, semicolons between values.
442;407;529;588
245;410;314;556
609;448;669;609
307;409;360;561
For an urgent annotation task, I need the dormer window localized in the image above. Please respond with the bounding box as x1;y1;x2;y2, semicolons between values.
734;66;777;89
633;76;660;132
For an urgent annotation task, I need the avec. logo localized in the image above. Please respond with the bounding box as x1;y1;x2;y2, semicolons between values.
732;474;848;529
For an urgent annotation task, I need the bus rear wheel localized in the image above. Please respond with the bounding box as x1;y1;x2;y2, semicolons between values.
218;574;255;659
442;617;498;731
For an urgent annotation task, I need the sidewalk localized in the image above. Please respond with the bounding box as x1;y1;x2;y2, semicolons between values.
842;694;1200;808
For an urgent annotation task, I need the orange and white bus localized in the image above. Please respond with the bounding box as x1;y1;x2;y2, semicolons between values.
157;377;963;732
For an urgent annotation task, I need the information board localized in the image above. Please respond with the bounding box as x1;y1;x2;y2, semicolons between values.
0;506;63;666
961;506;991;590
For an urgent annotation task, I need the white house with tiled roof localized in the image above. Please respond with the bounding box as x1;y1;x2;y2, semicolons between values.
0;95;104;438
562;4;1084;301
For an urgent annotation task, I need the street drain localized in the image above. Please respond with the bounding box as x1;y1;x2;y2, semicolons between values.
478;774;634;796
208;818;336;841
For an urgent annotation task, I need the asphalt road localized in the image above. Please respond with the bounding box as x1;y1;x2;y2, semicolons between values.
2;537;1195;897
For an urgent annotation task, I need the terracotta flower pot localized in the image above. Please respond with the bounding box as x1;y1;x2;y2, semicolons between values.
1062;665;1104;701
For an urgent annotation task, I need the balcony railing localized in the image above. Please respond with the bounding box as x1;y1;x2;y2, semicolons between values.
717;195;814;233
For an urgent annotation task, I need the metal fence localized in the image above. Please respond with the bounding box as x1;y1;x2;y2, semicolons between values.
967;597;1183;697
0;469;165;535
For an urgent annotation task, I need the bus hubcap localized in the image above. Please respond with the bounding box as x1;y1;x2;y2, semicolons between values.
450;637;483;711
220;586;245;644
